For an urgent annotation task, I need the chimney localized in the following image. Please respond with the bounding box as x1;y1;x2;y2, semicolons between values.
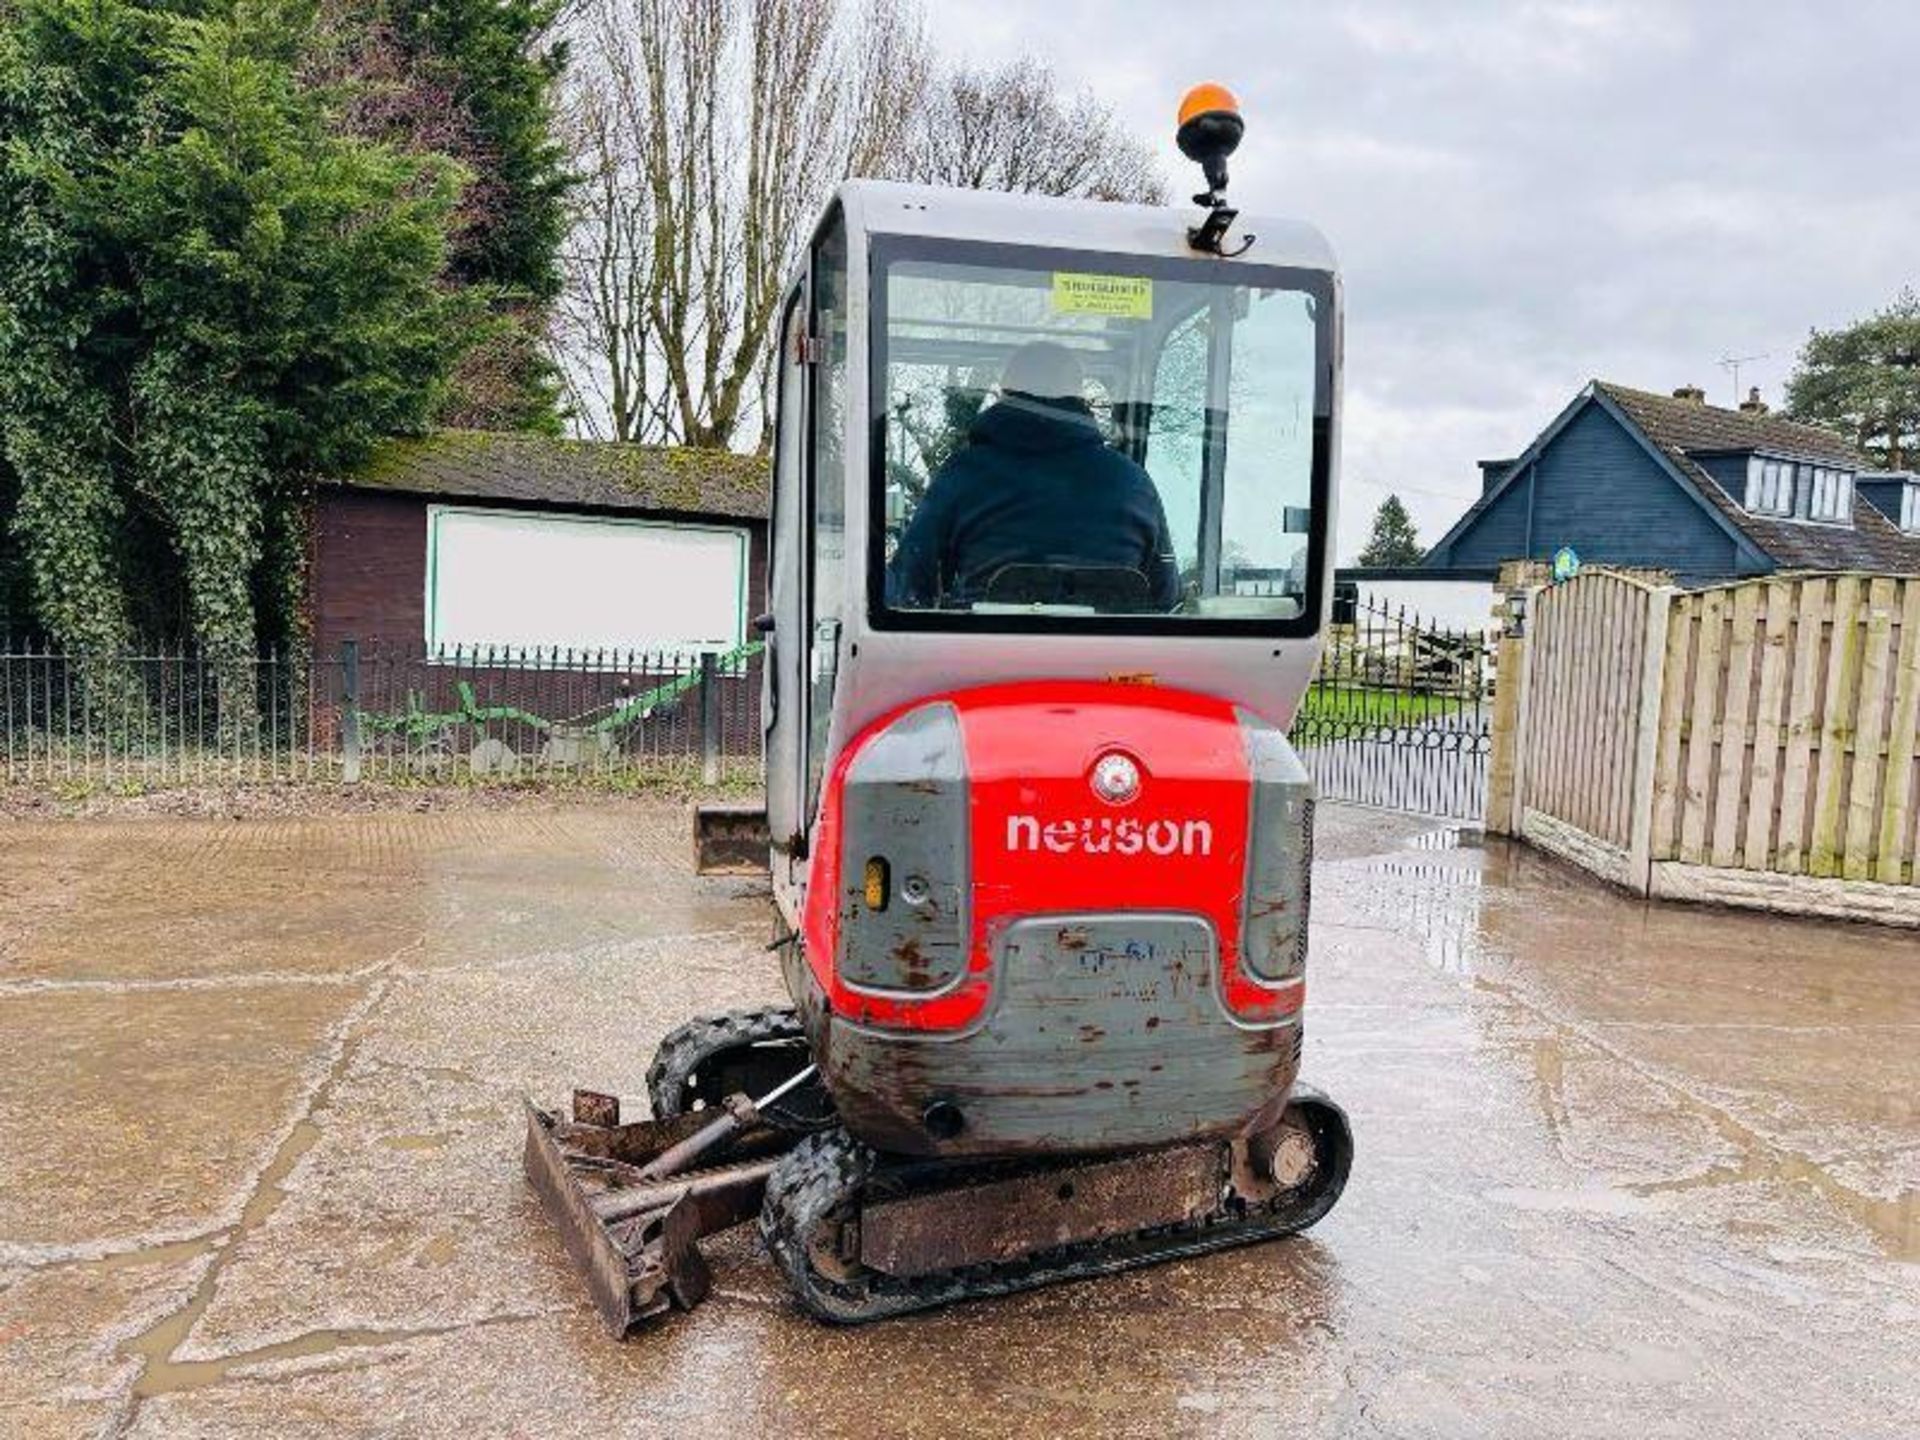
1739;386;1769;417
1672;384;1706;405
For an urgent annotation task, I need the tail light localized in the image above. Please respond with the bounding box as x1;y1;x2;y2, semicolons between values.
1236;708;1312;985
836;702;969;994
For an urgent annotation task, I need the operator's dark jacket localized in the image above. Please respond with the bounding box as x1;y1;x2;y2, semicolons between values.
886;397;1181;610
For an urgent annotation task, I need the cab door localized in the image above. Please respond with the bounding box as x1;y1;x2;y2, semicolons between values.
767;204;850;892
802;208;850;839
764;283;807;870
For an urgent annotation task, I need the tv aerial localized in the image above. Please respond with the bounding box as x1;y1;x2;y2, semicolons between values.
1718;352;1769;402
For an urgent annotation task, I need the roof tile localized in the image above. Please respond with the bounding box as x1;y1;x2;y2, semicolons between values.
1598;383;1920;575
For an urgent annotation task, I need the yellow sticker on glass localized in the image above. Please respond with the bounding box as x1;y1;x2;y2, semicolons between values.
1052;272;1153;319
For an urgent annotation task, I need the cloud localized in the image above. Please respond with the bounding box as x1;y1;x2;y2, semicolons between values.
922;0;1920;561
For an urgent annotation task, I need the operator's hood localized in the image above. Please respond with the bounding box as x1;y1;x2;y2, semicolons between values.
969;397;1103;454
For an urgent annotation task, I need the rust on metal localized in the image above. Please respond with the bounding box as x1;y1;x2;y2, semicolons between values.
572;1089;620;1128
591;1157;778;1227
858;1144;1222;1278
823;915;1300;1157
522;1098;788;1337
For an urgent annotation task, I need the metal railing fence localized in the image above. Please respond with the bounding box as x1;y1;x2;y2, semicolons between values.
5;604;1497;815
0;640;764;788
1287;594;1496;821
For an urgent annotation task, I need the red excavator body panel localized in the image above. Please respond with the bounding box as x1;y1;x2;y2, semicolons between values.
788;680;1311;1157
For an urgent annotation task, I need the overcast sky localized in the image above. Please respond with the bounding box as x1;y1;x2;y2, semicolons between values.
923;0;1920;561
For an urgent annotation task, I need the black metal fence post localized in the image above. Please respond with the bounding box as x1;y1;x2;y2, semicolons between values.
699;651;719;786
341;639;361;783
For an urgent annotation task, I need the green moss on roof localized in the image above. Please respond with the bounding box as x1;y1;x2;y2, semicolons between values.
337;430;769;519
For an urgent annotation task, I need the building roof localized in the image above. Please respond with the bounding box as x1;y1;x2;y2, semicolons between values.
1430;383;1920;576
1596;383;1860;467
1595;383;1920;573
325;432;769;521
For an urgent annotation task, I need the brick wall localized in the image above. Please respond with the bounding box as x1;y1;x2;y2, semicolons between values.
310;489;427;655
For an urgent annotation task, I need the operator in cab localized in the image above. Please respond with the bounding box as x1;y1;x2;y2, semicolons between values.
885;341;1182;613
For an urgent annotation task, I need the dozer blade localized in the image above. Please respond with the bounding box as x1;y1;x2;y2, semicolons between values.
693;802;769;875
522;1091;796;1337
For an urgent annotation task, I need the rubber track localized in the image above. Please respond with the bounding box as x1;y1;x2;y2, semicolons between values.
759;1101;1351;1325
644;1006;831;1131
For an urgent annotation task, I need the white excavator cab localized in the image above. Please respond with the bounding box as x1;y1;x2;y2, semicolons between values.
762;177;1341;908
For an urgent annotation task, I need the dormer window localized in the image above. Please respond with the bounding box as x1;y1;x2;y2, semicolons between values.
1742;455;1853;524
1745;457;1794;516
1904;481;1919;533
1806;466;1853;523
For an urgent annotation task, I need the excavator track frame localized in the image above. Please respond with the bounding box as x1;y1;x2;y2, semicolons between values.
758;1088;1353;1325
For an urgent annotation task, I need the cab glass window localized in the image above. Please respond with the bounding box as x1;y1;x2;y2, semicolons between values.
871;238;1330;633
807;214;848;811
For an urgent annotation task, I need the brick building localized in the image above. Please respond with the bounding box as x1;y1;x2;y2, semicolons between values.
311;432;769;659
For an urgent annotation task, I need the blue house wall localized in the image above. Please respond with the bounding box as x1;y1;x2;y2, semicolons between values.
1859;476;1911;528
1692;454;1749;501
1426;399;1759;582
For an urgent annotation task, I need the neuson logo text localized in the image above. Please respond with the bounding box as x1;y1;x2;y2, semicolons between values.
1006;814;1214;858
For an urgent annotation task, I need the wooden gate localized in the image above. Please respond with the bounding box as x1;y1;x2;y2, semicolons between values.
1503;571;1670;888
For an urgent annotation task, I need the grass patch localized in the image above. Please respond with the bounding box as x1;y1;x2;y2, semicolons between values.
1294;684;1470;727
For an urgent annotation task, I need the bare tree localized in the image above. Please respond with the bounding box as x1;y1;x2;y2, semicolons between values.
553;76;668;441
553;5;1165;448
896;58;1164;204
556;0;924;447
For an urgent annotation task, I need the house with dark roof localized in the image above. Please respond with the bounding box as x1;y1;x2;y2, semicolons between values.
1422;382;1920;584
310;432;769;659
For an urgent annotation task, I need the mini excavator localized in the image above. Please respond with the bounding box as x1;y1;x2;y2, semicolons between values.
525;84;1354;1333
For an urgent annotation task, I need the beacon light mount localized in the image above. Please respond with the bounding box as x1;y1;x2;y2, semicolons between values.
1176;83;1253;258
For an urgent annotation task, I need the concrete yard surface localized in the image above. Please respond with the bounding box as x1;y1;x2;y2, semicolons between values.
1;799;1916;1438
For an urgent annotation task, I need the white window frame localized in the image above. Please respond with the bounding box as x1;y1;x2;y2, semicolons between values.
1744;454;1853;525
1904;481;1919;534
1746;456;1794;517
1804;466;1854;524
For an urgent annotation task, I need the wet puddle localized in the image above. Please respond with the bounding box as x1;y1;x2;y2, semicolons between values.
120;1117;325;1397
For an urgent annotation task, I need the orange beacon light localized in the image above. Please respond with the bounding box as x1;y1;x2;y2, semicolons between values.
1175;83;1248;254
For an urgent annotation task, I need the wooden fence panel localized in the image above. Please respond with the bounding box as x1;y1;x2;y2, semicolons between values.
1510;571;1920;908
1741;582;1793;870
1878;583;1920;885
1679;589;1725;865
1845;578;1899;880
1630;573;1920;889
1711;585;1760;866
1774;578;1827;874
1809;576;1863;877
1649;592;1692;861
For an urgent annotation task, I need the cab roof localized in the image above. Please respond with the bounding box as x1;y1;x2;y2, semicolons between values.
836;179;1338;274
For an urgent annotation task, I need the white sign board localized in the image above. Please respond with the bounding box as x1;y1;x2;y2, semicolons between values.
426;506;747;657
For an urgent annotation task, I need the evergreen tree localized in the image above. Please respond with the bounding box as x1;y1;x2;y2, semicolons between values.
0;0;471;668
314;0;570;431
1785;290;1920;469
1357;494;1424;568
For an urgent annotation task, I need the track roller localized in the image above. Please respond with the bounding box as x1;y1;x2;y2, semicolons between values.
759;1086;1354;1324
